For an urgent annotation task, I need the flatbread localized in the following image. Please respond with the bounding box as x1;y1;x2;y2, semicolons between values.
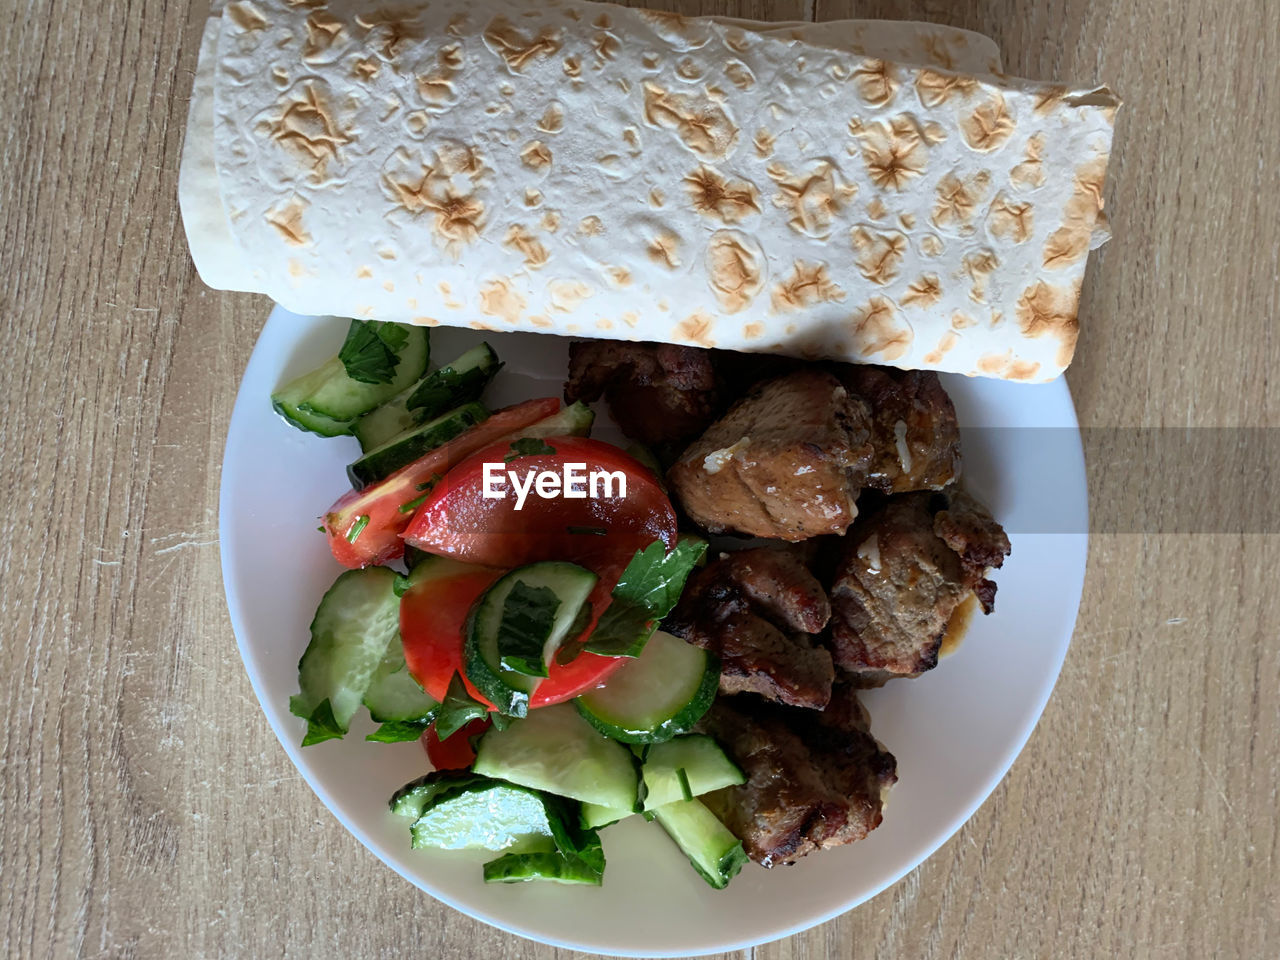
182;0;1117;381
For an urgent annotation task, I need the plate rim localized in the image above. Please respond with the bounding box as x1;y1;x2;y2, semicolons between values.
218;305;1089;957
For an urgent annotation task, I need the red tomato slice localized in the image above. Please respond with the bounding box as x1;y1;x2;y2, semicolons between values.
323;397;561;568
399;560;627;709
402;436;677;570
422;717;491;770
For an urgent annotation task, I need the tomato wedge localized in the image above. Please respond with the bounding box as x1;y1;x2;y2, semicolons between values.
399;560;626;708
403;436;677;570
422;717;491;770
323;397;561;568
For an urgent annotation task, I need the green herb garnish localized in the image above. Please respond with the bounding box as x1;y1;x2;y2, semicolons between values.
366;720;431;743
503;437;556;463
584;537;708;657
433;673;490;740
338;320;410;384
398;492;430;514
290;697;344;747
496;581;561;677
345;514;370;543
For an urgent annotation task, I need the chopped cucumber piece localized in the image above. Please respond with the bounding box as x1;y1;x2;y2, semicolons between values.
483;850;602;885
410;784;557;852
575;631;719;743
289;567;401;745
406;342;502;417
299;324;429;421
347;401;488;489
580;802;633;830
272;361;355;436
353;343;502;451
511;400;595;439
652;798;749;890
642;735;745;809
473;704;640;811
389;771;473;819
363;639;437;731
464;563;597;715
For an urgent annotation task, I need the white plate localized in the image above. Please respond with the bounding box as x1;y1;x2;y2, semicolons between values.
220;307;1088;956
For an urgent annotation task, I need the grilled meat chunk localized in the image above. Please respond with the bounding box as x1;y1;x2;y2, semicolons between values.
563;340;721;456
699;685;897;866
839;366;961;493
828;489;1011;683
666;547;834;709
668;370;874;541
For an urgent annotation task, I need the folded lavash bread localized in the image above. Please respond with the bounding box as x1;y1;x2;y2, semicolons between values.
180;0;1118;382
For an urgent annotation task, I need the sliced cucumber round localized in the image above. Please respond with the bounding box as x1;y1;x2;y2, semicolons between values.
652;798;748;890
580;802;633;830
465;562;598;716
472;703;640;811
574;631;719;743
641;734;745;809
347;401;488;490
304;325;430;420
483;851;602;885
272;362;355;436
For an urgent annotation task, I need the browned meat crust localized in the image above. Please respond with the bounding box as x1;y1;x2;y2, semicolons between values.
666;547;834;709
839;366;962;493
667;370;874;541
563;340;721;456
828;489;1010;682
698;685;897;866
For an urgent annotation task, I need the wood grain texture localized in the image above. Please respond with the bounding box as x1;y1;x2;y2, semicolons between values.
0;0;1276;958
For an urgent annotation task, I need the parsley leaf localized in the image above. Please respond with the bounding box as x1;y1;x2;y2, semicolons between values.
584;537;708;657
503;437;556;463
338;320;410;384
291;697;345;747
496;581;561;677
541;794;607;878
366;720;432;743
433;672;491;740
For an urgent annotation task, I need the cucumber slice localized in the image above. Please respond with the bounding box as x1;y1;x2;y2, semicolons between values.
411;783;558;852
473;703;640;810
351;380;424;453
652;798;749;890
483;850;602;885
642;735;745;809
347;401;489;489
353;343;502;451
574;631;719;744
406;342;502;418
513;400;595;439
303;324;430;420
271;361;355;436
464;563;598;715
402;552;482;588
389;771;475;819
289;567;401;745
363;641;437;723
580;802;632;830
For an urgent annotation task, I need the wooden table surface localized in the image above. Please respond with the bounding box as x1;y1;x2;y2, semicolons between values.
3;0;1277;957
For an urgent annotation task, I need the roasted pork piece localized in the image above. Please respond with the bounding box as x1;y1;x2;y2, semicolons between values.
698;685;897;866
839;366;962;493
667;370;874;541
563;341;722;457
666;547;834;709
828;489;1010;684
